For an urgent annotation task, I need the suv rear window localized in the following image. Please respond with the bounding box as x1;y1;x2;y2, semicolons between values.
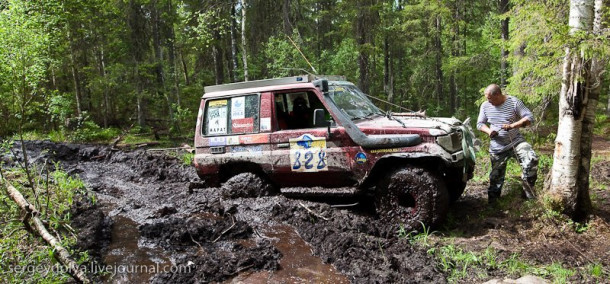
204;94;260;135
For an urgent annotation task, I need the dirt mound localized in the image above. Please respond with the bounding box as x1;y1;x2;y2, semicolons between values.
268;201;445;283
69;195;113;258
152;240;281;283
140;216;253;248
221;172;277;198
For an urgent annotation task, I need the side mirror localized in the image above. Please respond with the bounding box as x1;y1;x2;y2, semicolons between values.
313;108;333;137
313;109;329;127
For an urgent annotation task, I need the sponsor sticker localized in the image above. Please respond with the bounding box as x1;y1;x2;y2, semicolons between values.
207;100;228;135
231;97;245;119
369;148;405;154
289;134;328;172
226;136;240;145
355;152;367;164
209;137;226;146
230;145;263;156
232;117;254;133
239;134;269;144
260;117;271;132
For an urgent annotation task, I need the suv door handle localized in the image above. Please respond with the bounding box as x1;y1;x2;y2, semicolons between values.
277;143;290;148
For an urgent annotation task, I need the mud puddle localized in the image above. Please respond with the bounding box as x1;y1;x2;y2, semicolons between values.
103;215;171;283
229;225;349;283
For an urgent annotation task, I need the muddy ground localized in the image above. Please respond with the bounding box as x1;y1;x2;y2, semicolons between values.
5;140;610;283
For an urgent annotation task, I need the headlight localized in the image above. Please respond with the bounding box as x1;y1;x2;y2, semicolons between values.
436;131;462;153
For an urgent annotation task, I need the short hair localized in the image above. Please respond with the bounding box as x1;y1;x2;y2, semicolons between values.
484;84;502;96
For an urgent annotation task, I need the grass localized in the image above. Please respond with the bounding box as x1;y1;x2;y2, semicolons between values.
403;136;610;283
14;127;193;149
0;148;93;282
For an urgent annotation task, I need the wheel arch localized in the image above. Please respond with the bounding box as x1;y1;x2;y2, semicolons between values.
361;155;450;191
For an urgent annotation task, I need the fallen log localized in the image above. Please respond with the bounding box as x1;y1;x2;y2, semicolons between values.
115;141;161;148
2;178;90;284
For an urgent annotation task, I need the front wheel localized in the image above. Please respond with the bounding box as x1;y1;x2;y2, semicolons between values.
375;166;449;231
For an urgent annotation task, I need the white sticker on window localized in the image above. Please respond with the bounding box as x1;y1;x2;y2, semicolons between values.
260;117;271;131
231;97;245;119
208;100;228;135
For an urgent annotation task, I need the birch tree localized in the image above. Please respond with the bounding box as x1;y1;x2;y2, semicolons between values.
240;0;249;81
548;0;599;219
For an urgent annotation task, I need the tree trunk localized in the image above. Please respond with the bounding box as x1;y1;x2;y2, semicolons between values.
434;15;444;110
549;0;595;219
282;0;292;35
152;2;165;96
384;35;393;111
68;31;83;118
180;50;190;87
241;0;249;81
213;29;225;85
356;0;370;94
230;0;239;82
575;0;606;219
135;61;146;128
607;85;610;115
99;46;110;128
499;0;510;87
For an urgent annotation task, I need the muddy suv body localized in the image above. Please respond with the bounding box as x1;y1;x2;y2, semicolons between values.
194;75;477;229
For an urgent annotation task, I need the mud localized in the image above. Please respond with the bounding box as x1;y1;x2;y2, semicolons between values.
8;140;609;283
3;140;445;283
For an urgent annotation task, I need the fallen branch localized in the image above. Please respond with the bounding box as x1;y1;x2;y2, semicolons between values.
299;202;329;221
115;141;160;148
2;178;90;283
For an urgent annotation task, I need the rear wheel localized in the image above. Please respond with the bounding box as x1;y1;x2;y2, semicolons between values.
375;166;449;230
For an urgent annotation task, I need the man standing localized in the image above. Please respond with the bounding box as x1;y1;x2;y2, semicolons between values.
477;84;538;203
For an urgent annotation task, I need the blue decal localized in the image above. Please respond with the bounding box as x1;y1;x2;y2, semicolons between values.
210;137;226;146
296;134;314;149
355;152;367;164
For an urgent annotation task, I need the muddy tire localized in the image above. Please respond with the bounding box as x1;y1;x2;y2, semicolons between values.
221;172;277;198
375;166;449;230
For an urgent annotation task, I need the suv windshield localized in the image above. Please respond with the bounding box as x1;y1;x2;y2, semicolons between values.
328;83;383;120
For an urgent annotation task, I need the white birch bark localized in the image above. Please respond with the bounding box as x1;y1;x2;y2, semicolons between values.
549;0;595;215
240;0;249;81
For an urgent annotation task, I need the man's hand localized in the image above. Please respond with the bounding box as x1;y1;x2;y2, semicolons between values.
501;124;513;130
489;130;498;138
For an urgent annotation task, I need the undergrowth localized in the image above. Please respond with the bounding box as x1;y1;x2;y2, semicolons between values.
0;142;93;283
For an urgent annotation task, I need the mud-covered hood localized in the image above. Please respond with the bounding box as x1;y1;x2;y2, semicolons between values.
354;115;461;134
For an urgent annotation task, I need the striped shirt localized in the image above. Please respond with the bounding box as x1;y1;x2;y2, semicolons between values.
477;96;534;154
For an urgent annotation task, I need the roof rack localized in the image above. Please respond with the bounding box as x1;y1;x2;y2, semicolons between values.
203;75;347;93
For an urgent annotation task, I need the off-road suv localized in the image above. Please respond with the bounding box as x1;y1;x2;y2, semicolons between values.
194;75;477;229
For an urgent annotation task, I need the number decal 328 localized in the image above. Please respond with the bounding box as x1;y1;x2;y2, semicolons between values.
292;149;327;171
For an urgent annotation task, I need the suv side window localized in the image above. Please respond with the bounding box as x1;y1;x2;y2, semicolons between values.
204;94;260;135
275;91;325;130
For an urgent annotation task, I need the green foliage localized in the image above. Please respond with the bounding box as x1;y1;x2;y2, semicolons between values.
0;0;53;136
180;152;194;166
70;117;120;142
0;164;91;283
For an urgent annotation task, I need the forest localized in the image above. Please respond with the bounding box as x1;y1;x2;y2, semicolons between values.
1;0;610;283
1;0;607;140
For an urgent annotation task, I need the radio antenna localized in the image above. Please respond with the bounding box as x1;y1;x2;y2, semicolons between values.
286;35;317;74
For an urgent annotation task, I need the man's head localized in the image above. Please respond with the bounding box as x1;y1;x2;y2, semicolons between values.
293;97;308;113
484;84;505;106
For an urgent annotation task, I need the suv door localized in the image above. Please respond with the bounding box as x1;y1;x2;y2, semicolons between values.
269;89;357;187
